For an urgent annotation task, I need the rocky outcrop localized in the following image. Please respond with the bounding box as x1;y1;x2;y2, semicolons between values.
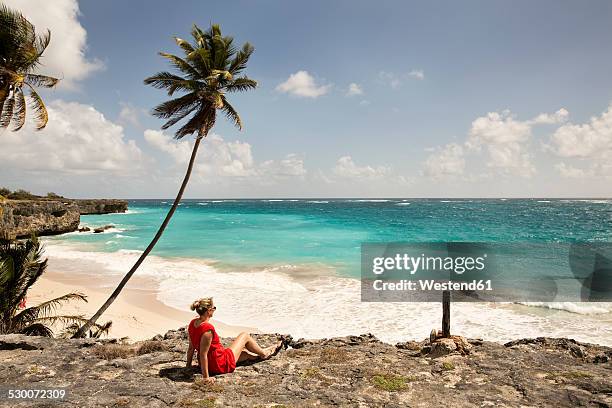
0;330;610;407
74;199;128;215
0;199;127;239
0;200;80;239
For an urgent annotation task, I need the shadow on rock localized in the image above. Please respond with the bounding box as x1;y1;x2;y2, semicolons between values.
159;366;200;382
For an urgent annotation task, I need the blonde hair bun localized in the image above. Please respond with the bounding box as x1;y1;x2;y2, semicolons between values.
190;297;213;315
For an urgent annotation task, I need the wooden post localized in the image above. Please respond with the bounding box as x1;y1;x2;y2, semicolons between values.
442;290;450;337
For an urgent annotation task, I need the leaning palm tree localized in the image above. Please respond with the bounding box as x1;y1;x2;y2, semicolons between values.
0;4;59;131
74;24;257;337
0;238;106;337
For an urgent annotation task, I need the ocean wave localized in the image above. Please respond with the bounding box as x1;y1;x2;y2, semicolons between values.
41;241;612;346
537;200;551;203
517;302;612;315
307;200;329;204
197;202;208;206
349;199;390;203
395;202;411;206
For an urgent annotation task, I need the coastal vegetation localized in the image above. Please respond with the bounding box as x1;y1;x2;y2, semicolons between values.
0;4;59;131
0;237;110;337
0;187;64;201
75;23;258;337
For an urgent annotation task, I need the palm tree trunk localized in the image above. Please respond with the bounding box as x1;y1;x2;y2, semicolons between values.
73;134;205;338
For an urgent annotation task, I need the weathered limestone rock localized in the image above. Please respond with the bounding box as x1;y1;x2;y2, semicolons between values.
0;199;127;238
0;331;610;407
93;225;114;233
74;199;128;215
0;200;80;239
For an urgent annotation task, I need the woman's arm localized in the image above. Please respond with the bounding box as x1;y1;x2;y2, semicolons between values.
199;331;213;379
186;341;194;367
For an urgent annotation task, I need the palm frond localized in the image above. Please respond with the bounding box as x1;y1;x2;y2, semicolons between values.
20;322;53;337
174;37;194;54
11;87;26;131
224;77;257;93
220;96;242;130
25;74;59;88
143;71;200;96
228;42;254;75
151;91;199;119
12;292;86;326
175;104;215;139
0;93;15;128
25;86;49;130
158;52;201;80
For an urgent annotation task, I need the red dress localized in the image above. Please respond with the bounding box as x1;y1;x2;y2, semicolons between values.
188;319;236;374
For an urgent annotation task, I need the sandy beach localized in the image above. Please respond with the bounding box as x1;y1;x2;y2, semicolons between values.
28;262;256;341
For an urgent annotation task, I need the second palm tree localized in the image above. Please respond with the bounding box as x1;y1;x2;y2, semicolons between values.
74;24;257;337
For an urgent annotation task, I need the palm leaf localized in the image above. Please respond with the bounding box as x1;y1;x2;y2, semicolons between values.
20;322;53;337
143;71;200;96
151;91;199;119
25;74;59;88
0;93;15;128
11;87;26;131
220;96;242;130
12;292;87;326
224;77;257;93
26;86;49;130
228;43;254;75
158;52;201;80
174;37;194;54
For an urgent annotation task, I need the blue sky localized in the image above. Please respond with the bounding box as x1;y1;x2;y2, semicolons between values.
2;0;612;198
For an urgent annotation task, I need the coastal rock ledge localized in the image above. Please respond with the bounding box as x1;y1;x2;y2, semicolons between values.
0;199;127;239
0;331;610;407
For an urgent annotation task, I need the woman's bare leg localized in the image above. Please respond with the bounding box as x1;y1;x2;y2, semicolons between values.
229;332;280;362
237;350;260;364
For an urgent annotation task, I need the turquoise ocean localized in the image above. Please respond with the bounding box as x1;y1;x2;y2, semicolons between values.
43;199;612;345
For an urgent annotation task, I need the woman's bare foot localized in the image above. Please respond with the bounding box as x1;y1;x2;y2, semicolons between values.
262;340;282;359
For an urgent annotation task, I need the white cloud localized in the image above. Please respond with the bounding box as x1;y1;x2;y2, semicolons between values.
333;156;389;179
529;108;569;125
548;104;612;159
346;83;363;96
145;130;306;180
466;110;535;177
3;0;104;89
379;70;425;89
555;163;591;178
118;102;145;127
276;71;331;98
0;100;144;174
408;69;425;80
423;143;465;179
261;154;307;177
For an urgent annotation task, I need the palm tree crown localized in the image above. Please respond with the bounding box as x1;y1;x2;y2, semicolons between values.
144;24;257;138
0;4;59;131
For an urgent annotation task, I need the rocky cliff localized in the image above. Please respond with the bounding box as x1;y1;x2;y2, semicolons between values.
73;199;128;215
0;331;610;407
0;199;128;239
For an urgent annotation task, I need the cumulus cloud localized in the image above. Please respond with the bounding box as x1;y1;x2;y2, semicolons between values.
548;104;612;159
333;156;389;179
0;100;144;175
529;108;569;125
3;0;104;88
145;130;306;180
466;110;536;177
346;83;364;96
423;144;465;179
276;71;331;98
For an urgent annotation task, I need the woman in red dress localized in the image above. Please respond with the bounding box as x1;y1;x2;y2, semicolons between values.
186;297;281;383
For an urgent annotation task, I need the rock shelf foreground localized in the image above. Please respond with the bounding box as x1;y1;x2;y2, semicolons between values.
0;330;611;407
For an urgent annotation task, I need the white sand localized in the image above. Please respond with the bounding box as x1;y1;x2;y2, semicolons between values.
28;266;256;342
